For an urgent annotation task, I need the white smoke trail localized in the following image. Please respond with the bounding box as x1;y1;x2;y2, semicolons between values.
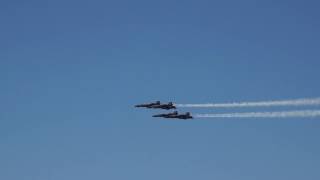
195;110;320;118
176;97;320;108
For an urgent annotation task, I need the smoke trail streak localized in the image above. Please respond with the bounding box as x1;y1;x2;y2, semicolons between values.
195;110;320;118
176;98;320;108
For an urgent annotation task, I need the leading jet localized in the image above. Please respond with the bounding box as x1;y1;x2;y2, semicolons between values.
135;101;160;108
151;102;176;110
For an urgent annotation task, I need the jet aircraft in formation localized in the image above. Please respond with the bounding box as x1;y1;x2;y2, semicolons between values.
152;111;178;118
135;101;192;120
135;101;176;110
135;101;160;108
153;111;193;120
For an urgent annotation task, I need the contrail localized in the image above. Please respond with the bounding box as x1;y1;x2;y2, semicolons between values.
176;97;320;108
195;110;320;118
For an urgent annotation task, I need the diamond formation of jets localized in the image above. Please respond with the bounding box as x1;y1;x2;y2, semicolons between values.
135;101;192;120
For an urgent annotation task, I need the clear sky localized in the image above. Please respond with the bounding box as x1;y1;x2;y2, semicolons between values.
1;0;320;179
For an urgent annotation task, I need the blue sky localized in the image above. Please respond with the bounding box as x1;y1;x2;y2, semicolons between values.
1;0;320;179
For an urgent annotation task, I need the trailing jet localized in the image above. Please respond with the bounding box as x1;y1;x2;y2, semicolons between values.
172;112;193;119
135;101;160;108
153;112;193;120
152;111;178;118
151;102;176;110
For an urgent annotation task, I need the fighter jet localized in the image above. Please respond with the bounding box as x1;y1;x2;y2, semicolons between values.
152;111;178;118
173;112;193;119
135;101;160;108
151;102;176;110
153;112;193;120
